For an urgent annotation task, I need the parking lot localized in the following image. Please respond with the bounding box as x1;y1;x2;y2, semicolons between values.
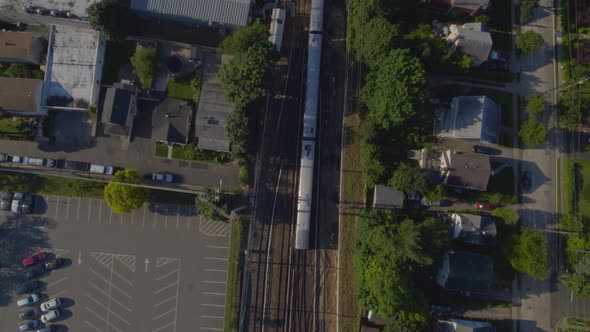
0;195;230;331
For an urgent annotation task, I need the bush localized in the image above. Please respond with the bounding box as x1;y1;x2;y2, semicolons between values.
130;47;158;88
516;30;544;54
88;0;129;41
492;207;520;225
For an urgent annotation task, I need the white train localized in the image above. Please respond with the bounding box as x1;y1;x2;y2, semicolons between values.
294;0;324;250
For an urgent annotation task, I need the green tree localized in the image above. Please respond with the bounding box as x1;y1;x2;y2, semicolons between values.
130;47;158;88
567;256;590;298
221;21;270;54
515;0;539;24
0;63;43;79
558;87;590;130
195;188;228;222
492;207;520;225
87;105;97;124
218;42;275;109
349;0;388;55
88;0;129;41
457;54;474;73
388;162;428;195
424;185;445;203
360;142;385;188
516;30;544;54
362;49;427;129
357;16;399;67
384;317;427;332
507;228;551;280
474;15;492;25
525;94;546;116
104;168;150;214
561;213;583;232
488;192;504;205
226;108;249;163
519;118;548;147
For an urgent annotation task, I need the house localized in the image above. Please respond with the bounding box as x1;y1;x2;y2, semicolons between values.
438;96;501;144
0;77;44;116
43;25;105;109
447;23;493;66
440;150;491;191
101;83;138;138
130;0;253;28
437;318;496;332
423;0;490;16
450;213;497;246
373;185;406;210
436;251;494;293
0;31;43;65
152;99;193;145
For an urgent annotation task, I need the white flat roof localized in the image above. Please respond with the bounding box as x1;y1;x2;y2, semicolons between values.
0;0;96;18
44;24;104;107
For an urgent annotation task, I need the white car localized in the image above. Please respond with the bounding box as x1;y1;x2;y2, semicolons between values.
18;320;39;331
40;309;60;323
40;297;61;312
11;192;23;214
17;294;40;307
152;172;173;183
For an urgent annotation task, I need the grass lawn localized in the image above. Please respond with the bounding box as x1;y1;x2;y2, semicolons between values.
171;144;229;164
224;219;243;331
154;142;169;158
166;71;200;102
565;158;590;219
0;171;104;198
102;41;137;85
0;117;34;140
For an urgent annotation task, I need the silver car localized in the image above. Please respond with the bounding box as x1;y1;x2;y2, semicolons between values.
40;309;60;323
18;320;39;331
40;298;61;312
17;294;40;307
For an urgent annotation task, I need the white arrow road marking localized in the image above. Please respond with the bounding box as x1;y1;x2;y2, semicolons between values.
145;258;150;272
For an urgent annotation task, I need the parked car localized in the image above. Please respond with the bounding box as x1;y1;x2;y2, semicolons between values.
472;145;500;155
44;258;65;271
44;159;57;168
152;172;173;183
40;309;60;323
40;298;61;312
64;161;90;171
16;281;42;295
36;326;58;332
27;158;45;166
12;192;24;213
18;320;40;331
21;194;34;214
17;294;40;307
521;171;532;190
22;252;46;267
90;164;115;175
0;192;13;210
12;155;29;164
0;153;7;162
24;265;45;280
474;202;494;210
20;307;41;320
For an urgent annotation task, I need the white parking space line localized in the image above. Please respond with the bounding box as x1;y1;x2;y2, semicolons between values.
88;281;111;298
45;276;69;289
154;282;177;294
204;269;227;273
48;290;67;298
66;197;70;223
176;206;180;229
202;315;223;319
204;257;228;261
203;281;226;284
86;307;123;332
202;304;224;307
156;269;179;281
165;206;168;229
187;208;192;231
131;209;135;225
55;196;59;219
153;206;157;228
88;199;93;224
109;208;113;224
76;197;81;223
152;321;175;332
202;292;225;296
89;268;134;299
142;204;147;227
111;269;134;286
200;328;223;331
152;307;176;320
205;246;229;249
87;295;131;325
84;320;104;332
153;296;176;308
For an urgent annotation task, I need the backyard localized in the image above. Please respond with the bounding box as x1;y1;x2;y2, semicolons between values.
101;41;137;85
166;70;201;102
0;117;35;140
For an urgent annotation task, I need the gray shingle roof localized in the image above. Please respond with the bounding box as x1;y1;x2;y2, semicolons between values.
373;185;405;210
437;319;496;332
130;0;252;27
439;96;501;144
441;150;490;191
449;23;492;66
152;98;192;144
437;251;494;293
451;213;497;246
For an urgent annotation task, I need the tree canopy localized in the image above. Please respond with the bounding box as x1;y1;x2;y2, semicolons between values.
506;228;551;280
568;255;590;298
388;163;429;195
515;0;540;24
349;0;388;56
104;168;150;214
194;188;229;222
525;94;546;116
355;210;448;318
356;16;399;67
519;119;548;147
423;184;445;204
491;207;520;225
360;143;386;188
362;49;427;129
130;47;159;88
221;21;270;54
88;0;129;41
558;87;590;130
226;107;249;163
516;30;545;54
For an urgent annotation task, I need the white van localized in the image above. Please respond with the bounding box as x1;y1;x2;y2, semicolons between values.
27;158;44;166
90;164;114;175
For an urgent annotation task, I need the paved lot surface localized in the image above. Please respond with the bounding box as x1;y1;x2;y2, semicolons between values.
0;195;230;332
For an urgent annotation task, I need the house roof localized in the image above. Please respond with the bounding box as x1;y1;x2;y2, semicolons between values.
453;0;490;11
451;213;497;246
102;84;136;136
439;96;501;144
0;31;34;61
152;98;192;144
439;251;493;293
441;150;490;191
130;0;252;27
373;185;405;210
437;319;496;332
195;83;231;152
448;23;493;66
0;77;43;114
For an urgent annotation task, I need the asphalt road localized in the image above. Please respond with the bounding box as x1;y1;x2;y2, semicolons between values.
0;195;230;332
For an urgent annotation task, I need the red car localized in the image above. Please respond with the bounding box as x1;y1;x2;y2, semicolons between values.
474;202;493;210
22;252;46;267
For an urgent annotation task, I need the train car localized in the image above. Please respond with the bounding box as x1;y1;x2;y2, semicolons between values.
295;141;315;250
302;33;322;140
309;0;325;33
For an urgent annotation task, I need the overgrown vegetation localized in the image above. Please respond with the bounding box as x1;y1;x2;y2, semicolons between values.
154;142;168;158
130;47;158;88
514;0;540;24
194;188;231;222
167;70;201;102
0;63;43;79
0;117;35;140
171;143;229;163
88;0;129;41
0;171;104;198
